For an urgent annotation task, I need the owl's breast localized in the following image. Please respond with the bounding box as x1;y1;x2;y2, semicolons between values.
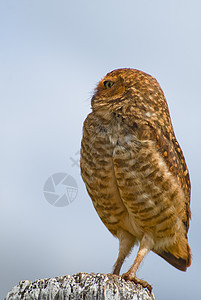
81;113;142;237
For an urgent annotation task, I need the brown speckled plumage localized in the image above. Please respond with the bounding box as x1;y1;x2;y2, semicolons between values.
80;68;191;291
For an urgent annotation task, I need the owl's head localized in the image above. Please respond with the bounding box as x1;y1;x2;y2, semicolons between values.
91;68;170;125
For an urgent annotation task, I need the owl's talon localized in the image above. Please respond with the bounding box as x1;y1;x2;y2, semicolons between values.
122;272;152;292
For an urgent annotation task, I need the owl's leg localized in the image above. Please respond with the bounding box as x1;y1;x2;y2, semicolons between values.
113;229;136;275
122;233;154;292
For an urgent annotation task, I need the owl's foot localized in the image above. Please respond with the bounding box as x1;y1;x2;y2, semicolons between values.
122;272;152;292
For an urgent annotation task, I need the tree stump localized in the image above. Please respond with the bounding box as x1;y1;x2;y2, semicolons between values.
5;272;155;300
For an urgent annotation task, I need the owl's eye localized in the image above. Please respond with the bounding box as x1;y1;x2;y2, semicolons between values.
103;80;114;89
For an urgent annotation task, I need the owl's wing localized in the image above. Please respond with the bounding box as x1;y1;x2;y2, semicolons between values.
128;120;191;270
127;117;191;231
126;116;191;232
144;121;191;228
150;124;192;270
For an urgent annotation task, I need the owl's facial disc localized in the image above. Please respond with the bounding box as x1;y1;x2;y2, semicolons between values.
91;75;126;110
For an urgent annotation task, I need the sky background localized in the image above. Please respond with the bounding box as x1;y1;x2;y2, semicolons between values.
1;1;201;299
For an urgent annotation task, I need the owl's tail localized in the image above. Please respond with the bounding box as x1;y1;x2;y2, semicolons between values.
153;243;191;271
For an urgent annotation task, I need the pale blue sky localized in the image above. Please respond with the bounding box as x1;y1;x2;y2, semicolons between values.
1;1;201;299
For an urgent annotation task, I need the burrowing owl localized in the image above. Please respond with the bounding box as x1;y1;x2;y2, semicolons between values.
80;68;191;291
